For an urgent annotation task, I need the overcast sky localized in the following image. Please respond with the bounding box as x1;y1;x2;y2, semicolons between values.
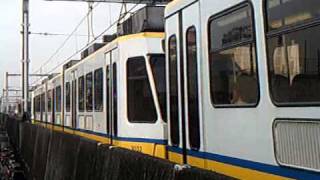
0;0;128;97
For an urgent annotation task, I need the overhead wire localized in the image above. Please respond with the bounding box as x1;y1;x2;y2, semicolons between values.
31;3;100;75
32;2;142;85
45;2;141;76
31;2;101;85
30;32;90;37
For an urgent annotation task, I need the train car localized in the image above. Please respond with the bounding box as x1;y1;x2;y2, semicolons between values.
32;83;46;122
32;75;57;124
30;2;320;179
62;32;167;157
165;0;320;179
32;6;168;158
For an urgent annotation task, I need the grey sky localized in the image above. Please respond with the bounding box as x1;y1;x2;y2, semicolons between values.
0;0;127;97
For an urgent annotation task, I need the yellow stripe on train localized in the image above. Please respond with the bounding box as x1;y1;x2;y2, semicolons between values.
32;120;166;159
113;140;166;159
168;151;292;180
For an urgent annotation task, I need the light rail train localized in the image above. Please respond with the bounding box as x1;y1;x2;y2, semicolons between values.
30;1;320;179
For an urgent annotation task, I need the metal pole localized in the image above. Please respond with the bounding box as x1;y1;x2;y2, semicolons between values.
22;0;30;113
5;72;9;113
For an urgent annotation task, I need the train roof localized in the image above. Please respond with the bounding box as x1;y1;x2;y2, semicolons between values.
30;31;164;92
81;32;164;62
64;32;164;74
165;0;197;17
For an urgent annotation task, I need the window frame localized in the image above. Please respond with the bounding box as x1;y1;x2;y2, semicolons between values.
34;96;37;113
66;82;71;112
38;95;41;112
55;86;62;112
264;0;320;35
41;93;46;113
47;90;52;112
207;1;260;109
168;34;180;147
94;68;104;112
186;25;201;150
112;62;118;136
78;76;85;112
33;97;37;113
35;95;40;113
148;53;167;123
85;72;94;112
263;0;320;107
126;56;158;124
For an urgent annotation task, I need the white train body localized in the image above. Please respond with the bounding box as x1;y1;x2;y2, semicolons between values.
165;0;320;179
29;3;320;179
32;31;168;157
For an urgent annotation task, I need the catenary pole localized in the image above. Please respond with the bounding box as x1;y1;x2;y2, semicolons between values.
22;0;30;113
5;72;9;113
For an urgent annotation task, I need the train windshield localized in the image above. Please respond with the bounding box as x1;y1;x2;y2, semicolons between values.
266;0;320;104
127;56;157;123
149;54;167;122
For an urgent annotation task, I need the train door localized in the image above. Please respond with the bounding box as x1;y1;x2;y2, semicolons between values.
40;93;43;121
52;88;55;124
106;50;118;144
47;90;52;123
181;2;202;166
44;84;48;123
106;63;111;138
166;1;201;165
41;93;45;122
71;79;77;128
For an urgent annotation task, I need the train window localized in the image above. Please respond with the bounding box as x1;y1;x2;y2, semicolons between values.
66;82;71;112
86;72;93;112
34;97;37;112
113;63;118;135
55;86;61;112
35;96;40;113
41;93;45;113
47;90;52;112
266;0;320;31
149;54;167;122
168;35;180;146
266;0;320;105
37;96;41;112
94;68;104;112
127;57;157;123
208;4;259;106
78;76;85;112
33;97;36;114
186;27;200;150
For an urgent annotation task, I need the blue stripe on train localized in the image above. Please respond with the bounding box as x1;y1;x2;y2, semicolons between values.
37;121;168;145
167;146;320;180
68;126;168;145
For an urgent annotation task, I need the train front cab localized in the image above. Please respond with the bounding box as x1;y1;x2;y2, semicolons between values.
106;33;168;158
166;0;320;179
